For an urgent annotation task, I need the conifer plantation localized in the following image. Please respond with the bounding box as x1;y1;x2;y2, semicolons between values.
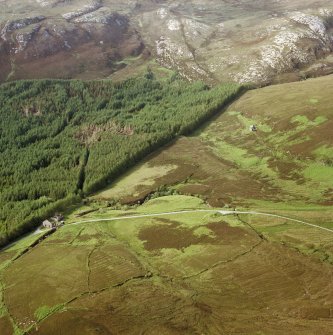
0;76;242;246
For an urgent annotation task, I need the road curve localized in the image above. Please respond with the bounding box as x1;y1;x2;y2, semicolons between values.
67;209;333;234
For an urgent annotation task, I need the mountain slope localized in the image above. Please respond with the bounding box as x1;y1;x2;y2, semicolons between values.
141;1;333;84
94;74;333;208
0;0;145;82
1;0;333;84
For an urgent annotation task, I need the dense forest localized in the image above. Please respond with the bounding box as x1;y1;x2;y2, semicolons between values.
0;74;242;246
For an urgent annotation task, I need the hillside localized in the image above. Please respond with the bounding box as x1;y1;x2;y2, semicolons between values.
1;0;333;85
101;74;333;208
1;2;333;335
0;0;145;82
0;75;241;246
0;75;332;335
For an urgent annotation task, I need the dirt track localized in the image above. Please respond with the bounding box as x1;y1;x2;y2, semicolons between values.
69;209;333;233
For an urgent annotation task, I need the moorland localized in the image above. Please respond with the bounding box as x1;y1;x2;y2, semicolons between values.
0;74;332;335
1;1;333;334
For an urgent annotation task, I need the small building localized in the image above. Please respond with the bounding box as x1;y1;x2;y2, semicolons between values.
250;124;257;132
42;213;65;229
42;220;54;229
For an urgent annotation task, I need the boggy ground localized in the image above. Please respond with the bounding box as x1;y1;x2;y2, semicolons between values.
0;196;333;334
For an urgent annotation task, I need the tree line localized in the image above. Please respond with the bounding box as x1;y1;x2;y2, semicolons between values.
0;75;243;246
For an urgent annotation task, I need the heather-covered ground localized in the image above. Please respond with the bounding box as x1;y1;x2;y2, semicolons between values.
0;75;332;334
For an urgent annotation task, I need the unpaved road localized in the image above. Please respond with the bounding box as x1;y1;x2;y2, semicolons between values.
68;209;333;234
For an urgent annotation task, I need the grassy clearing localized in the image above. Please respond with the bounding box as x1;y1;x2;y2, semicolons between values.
227;110;272;133
110;59;176;83
63;195;214;249
2;233;45;254
201;129;324;201
136;195;207;213
64;195;209;228
314;145;333;159
304;163;333;183
309;98;319;104
201;133;264;169
291;114;328;130
34;305;66;323
93;163;178;201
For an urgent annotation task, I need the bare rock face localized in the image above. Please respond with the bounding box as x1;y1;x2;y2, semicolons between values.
137;0;333;85
0;0;144;81
0;0;333;84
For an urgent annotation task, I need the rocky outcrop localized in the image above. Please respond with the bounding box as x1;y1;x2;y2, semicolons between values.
1;16;45;41
142;3;333;85
73;8;127;25
62;0;102;21
232;10;333;84
0;0;333;84
0;1;144;82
